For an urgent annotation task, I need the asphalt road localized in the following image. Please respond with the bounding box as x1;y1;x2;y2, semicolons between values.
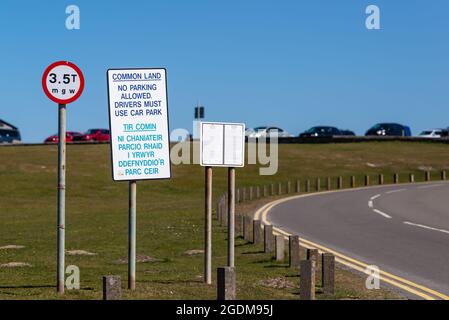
267;182;449;298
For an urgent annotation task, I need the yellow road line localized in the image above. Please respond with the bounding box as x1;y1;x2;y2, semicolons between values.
253;186;449;300
332;256;436;300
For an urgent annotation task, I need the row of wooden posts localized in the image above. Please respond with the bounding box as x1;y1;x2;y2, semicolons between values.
218;169;447;216
101;170;447;300
215;170;448;300
215;209;335;300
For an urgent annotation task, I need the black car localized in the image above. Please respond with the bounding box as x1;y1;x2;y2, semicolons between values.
0;119;21;143
340;129;355;136
299;126;341;138
365;123;411;137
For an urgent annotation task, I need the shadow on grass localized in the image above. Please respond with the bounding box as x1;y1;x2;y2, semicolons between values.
0;284;95;295
241;250;265;254
139;279;203;285
0;284;55;289
263;264;290;269
235;242;253;247
252;259;276;264
0;285;55;297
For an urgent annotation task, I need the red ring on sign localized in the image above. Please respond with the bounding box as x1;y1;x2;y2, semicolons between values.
42;61;85;105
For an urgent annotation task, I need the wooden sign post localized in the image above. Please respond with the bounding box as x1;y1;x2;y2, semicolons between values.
200;122;245;284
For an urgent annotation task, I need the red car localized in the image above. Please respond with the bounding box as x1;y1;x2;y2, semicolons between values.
44;132;84;143
80;129;110;142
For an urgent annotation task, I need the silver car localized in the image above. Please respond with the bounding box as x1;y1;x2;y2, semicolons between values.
248;126;293;139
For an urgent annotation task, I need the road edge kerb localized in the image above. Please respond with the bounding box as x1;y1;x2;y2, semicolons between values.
252;180;449;301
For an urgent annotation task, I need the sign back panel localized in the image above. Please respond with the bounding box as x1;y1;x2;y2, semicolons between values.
200;122;245;167
107;68;171;181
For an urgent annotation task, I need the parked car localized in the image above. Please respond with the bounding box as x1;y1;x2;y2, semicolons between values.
0;119;21;143
245;128;255;137
78;128;110;142
0;129;21;143
418;128;448;138
365;123;411;137
248;126;293;138
299;126;341;138
339;129;355;136
44;132;83;143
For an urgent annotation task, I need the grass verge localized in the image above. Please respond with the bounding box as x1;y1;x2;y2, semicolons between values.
1;141;448;299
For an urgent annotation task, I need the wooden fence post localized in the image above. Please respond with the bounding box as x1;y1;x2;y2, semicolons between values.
289;235;301;268
217;267;236;300
338;176;343;189
103;276;122;300
322;253;335;295
275;235;285;261
300;260;315;300
253;220;262;244
264;225;275;253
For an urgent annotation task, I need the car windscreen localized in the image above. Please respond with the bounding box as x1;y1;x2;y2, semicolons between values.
420;131;432;135
305;127;319;133
306;127;333;134
370;124;384;131
370;124;402;133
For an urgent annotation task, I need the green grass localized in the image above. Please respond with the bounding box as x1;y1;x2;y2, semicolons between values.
1;141;448;299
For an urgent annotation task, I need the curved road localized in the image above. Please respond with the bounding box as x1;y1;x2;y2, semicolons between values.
264;182;449;299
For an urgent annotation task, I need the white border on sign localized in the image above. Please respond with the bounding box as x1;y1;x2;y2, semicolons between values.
106;67;171;181
200;121;245;167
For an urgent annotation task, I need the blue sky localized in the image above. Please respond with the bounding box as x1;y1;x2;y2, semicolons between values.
1;0;449;142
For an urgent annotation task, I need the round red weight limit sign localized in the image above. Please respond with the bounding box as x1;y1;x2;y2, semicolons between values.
42;61;84;104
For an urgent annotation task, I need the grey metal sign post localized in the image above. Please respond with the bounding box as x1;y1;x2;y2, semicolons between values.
42;61;85;294
200;122;245;280
204;167;213;284
128;181;137;290
57;103;66;294
227;167;235;267
107;68;171;291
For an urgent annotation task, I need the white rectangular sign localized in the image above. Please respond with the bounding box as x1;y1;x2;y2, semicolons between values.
107;68;171;181
200;122;245;167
